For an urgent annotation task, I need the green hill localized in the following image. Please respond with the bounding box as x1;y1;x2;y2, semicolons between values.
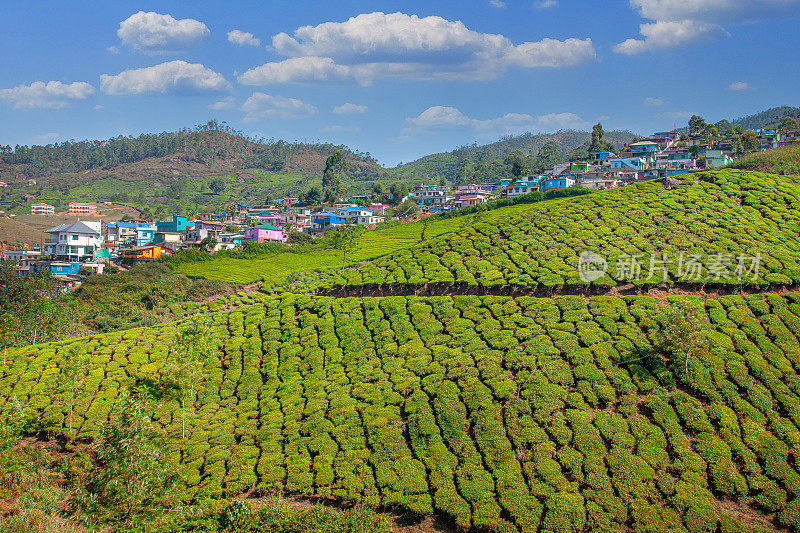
392;130;638;181
5;168;800;532
331;169;800;292
733;106;800;130
729;143;800;176
6;291;800;531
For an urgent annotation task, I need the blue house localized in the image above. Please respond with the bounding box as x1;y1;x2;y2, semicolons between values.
591;151;616;160
608;157;646;170
50;262;80;277
136;226;155;246
155;216;191;233
312;212;345;230
541;177;576;191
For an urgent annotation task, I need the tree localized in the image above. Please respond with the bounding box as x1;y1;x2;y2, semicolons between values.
0;313;19;366
299;186;322;206
389;183;409;206
660;302;712;376
323;187;339;205
372;183;384;196
741;131;760;152
74;388;178;524
58;345;90;434
588;123;614;154
162;317;212;439
531;142;565;173
325;225;364;271
779;116;799;132
322;150;347;200
504;151;527;177
438;176;447;187
209;180;226;195
394;198;419;219
0;265;67;347
714;119;734;135
688;115;706;136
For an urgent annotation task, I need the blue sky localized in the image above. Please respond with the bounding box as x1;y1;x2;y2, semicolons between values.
1;0;799;166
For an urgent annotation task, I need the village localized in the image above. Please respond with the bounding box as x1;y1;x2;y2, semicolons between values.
3;123;798;290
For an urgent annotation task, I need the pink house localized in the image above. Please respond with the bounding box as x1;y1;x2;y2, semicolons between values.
453;193;487;208
369;203;387;215
244;223;284;243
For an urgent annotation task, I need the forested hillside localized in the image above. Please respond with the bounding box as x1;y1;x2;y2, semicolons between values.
733;106;800;131
392;130;637;181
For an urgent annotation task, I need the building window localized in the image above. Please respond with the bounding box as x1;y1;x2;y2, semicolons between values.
71;234;79;240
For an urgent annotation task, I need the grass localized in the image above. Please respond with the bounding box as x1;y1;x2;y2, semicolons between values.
729;143;800;176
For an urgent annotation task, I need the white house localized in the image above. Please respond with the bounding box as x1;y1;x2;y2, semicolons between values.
2;250;42;268
44;220;102;261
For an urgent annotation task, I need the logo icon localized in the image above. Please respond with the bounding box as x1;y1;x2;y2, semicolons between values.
577;251;608;282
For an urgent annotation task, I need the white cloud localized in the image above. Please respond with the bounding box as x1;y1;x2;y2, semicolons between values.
643;97;667;106
118;11;209;54
107;46;120;55
489;0;506;8
227;30;261;47
240;92;316;121
333;102;368;114
209;96;236;110
0;80;94;109
93;104;104;111
404;105;587;135
534;0;558;8
615;0;800;54
32;132;60;144
614;20;727;55
728;81;750;91
320;125;361;133
100;60;231;95
240;12;595;85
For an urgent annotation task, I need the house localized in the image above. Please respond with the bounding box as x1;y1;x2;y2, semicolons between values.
120;244;172;261
2;250;42;268
196;213;224;222
280;212;310;227
156;216;192;233
244;223;284;243
106;222;155;247
453;193;488;209
541;177;576;191
67;202;99;215
153;231;183;244
184;222;224;244
591;151;616;161
629;140;660;154
311;212;345;231
50;262;81;277
356;213;385;225
369;204;387;215
43;220;102;261
506;177;541;198
31;203;55;215
221;233;244;245
703;150;734;168
339;206;373;221
607;157;646;170
578;177;621;190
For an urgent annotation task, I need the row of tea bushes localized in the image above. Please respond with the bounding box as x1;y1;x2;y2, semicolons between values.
4;293;800;532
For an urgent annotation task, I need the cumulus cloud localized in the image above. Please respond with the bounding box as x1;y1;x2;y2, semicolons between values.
615;0;800;54
404;105;587;135
489;0;506;8
0;80;94;109
333;102;368;114
241;92;316;121
534;0;558;8
228;29;261;47
209;96;236;110
100;60;231;95
728;81;750;91
107;46;120;55
239;12;595;85
118;11;210;54
643;97;667;106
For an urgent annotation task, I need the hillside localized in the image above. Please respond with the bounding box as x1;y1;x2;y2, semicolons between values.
392;130;638;181
733;106;800;131
6;291;800;532
330;169;800;293
729;144;800;176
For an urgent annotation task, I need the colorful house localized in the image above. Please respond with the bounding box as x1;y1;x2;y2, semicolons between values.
121;244;171;260
312;212;345;231
244;223;284;242
155;216;191;233
541;177;576;191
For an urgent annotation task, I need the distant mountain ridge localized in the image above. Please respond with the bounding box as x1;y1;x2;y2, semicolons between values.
732;106;800;130
392;129;638;180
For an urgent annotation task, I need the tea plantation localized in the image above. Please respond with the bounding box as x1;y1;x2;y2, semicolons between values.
6;292;800;532
330;170;800;291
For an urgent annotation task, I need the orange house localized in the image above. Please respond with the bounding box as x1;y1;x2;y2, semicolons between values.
121;244;171;260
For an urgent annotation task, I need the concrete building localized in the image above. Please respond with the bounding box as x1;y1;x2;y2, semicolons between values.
43;220;102;261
